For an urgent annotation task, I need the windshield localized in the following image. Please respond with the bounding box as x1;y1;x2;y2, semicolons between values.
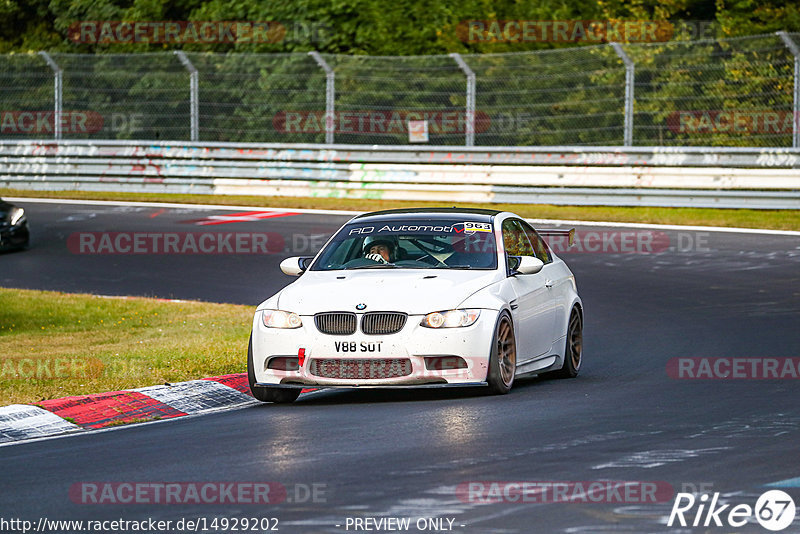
311;218;498;271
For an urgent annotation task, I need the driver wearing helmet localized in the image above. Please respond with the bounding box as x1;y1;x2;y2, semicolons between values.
363;235;396;264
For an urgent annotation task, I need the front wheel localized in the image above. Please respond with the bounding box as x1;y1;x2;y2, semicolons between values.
247;334;300;403
486;312;516;394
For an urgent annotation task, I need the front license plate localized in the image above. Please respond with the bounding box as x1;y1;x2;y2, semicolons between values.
333;340;384;354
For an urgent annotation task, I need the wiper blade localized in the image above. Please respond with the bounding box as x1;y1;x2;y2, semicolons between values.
347;263;399;269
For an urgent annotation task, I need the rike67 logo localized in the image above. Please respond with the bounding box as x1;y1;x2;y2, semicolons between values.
668;490;796;531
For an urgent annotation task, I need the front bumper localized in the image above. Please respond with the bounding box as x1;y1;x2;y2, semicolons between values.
254;382;488;390
251;310;499;387
0;222;29;251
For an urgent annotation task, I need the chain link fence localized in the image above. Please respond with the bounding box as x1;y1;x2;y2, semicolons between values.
1;32;799;147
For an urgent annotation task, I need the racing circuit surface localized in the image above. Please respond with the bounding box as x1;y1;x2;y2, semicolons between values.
1;199;800;533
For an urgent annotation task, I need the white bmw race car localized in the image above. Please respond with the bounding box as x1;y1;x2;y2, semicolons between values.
248;208;583;403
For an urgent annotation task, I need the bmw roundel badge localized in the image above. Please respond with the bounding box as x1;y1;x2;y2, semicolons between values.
356;303;367;310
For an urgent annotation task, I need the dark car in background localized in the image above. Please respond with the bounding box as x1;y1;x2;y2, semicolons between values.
0;198;30;251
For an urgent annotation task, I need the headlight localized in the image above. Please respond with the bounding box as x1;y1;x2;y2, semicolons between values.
420;309;481;328
262;309;302;329
9;207;25;226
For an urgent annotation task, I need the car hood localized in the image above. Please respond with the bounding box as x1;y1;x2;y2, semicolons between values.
274;269;502;315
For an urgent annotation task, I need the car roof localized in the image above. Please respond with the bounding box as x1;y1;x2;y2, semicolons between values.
353;207;502;223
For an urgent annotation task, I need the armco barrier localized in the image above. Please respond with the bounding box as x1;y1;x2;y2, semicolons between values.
1;141;800;209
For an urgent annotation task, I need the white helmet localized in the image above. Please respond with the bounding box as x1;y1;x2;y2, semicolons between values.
362;235;397;259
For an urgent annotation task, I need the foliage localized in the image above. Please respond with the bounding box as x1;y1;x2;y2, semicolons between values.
1;0;797;55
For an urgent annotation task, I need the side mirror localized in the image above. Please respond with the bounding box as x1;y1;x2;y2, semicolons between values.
515;256;544;275
280;256;311;276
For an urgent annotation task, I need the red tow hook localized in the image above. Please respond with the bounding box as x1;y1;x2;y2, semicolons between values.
298;348;306;367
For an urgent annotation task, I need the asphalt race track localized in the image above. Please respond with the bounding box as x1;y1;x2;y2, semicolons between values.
2;199;800;533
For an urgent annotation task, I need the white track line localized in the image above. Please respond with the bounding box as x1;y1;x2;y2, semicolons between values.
6;197;800;236
4;197;358;216
525;218;800;236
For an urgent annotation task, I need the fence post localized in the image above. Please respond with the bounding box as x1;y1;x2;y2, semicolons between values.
309;51;335;145
449;53;476;147
38;52;62;141
174;51;199;142
777;32;800;149
610;43;634;147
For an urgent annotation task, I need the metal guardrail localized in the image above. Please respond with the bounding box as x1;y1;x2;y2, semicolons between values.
1;140;799;209
3;140;800;167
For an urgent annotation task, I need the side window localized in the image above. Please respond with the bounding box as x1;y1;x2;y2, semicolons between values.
502;219;534;256
520;220;552;264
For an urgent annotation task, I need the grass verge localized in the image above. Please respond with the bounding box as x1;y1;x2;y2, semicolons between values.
0;287;252;406
2;188;798;231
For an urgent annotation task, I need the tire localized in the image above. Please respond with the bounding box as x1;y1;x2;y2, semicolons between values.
486;311;516;394
550;307;582;379
247;334;300;404
21;223;31;250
